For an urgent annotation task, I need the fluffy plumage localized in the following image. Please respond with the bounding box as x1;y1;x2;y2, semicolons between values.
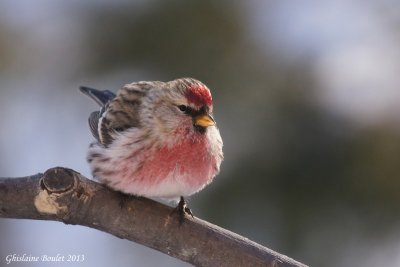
80;78;223;201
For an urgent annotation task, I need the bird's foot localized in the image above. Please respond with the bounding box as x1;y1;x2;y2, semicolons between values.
178;196;194;218
173;196;194;224
118;193;131;209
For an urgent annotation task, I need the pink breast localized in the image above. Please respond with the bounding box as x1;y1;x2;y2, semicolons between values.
132;135;214;190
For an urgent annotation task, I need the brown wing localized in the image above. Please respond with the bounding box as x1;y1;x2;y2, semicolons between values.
88;111;101;141
80;87;116;144
98;81;160;146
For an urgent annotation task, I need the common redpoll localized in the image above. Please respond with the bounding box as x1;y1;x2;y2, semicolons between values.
80;78;223;216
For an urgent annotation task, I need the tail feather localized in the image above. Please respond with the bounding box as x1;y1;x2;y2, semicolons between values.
79;86;116;106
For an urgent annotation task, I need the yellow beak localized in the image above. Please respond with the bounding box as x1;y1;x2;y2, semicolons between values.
194;114;215;127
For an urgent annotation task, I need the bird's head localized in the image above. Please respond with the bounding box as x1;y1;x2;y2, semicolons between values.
147;78;217;140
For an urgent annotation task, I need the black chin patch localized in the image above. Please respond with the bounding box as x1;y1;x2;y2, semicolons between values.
193;125;207;134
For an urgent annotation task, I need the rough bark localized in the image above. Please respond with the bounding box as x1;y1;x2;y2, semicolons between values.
0;167;307;267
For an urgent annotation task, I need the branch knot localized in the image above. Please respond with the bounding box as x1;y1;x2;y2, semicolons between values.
41;167;76;193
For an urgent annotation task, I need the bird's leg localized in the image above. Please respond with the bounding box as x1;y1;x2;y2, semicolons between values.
173;196;194;224
118;193;131;209
178;196;194;217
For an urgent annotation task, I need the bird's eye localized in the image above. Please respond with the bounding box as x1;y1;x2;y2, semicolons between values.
178;105;189;113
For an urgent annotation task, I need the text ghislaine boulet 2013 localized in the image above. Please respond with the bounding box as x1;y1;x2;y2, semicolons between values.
5;254;85;264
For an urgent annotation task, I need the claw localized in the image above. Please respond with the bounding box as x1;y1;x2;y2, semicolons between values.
119;194;130;209
173;196;194;224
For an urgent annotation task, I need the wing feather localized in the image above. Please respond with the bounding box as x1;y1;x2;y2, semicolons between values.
84;82;156;146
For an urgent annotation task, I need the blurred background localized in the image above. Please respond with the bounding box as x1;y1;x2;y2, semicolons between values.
1;0;400;266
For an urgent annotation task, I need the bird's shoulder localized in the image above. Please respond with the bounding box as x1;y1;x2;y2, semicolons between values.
98;81;161;145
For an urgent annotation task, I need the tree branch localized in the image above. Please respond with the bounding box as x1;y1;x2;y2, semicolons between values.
0;167;307;267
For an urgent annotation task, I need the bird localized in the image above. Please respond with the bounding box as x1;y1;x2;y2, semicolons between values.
80;78;223;218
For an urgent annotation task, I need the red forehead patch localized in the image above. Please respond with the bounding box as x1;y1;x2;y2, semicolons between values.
185;85;213;106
